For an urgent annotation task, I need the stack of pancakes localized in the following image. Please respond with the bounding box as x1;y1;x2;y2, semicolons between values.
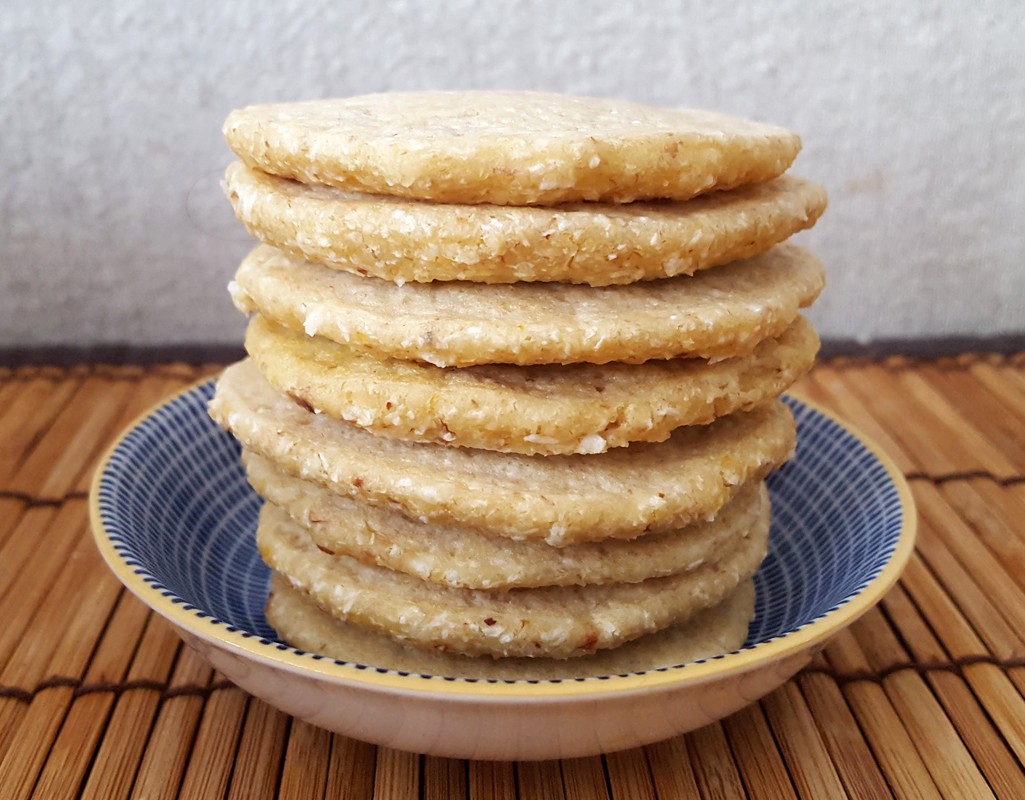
208;92;826;679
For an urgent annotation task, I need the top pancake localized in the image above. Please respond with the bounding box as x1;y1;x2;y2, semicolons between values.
223;91;801;205
224;162;827;285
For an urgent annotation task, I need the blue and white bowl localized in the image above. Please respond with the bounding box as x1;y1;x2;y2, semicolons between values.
91;379;915;760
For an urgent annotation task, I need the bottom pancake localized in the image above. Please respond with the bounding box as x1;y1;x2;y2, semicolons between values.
266;573;755;680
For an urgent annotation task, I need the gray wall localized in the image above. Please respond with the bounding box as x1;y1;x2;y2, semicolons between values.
3;1;1023;349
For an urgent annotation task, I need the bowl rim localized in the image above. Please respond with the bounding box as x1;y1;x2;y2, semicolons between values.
89;376;916;700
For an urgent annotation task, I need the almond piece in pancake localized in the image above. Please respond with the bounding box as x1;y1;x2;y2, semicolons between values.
266;573;755;679
208;360;795;545
229;243;824;367
257;503;767;659
223;91;800;205
225;162;826;285
245;449;768;590
245;314;818;455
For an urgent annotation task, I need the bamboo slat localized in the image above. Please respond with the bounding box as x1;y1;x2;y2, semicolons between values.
1;357;1025;798
279;719;334;799
423;755;468;800
0;686;74;800
0;504;92;675
922;367;1025;473
885;671;998;800
0;517;123;796
0;507;58;609
835;682;943;800
882;582;1025;795
517;759;566;800
559;757;610;800
225;698;291;800
836;365;966;475
936;482;1025;598
685;722;747;800
325;734;380;800
0;498;27;549
969;363;1025;426
0;373;82;486
29;590;154;798
73;373;193;495
174;684;248;799
604;750;656;800
847;605;999;798
643;736;702;799
796;672;894;799
8;374;135;499
375;748;421;800
77;616;185;800
127;648;216;800
796;370;918;475
469;760;517;800
897;369;1020;478
761;682;849;799
914;483;1025;654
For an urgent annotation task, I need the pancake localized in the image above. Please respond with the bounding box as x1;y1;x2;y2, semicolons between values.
225;162;826;285
208;359;795;545
245;449;769;589
223;91;800;205
266;573;756;679
229;243;824;367
245;313;817;454
257;503;768;658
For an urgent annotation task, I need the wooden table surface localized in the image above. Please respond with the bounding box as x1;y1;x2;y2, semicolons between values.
1;355;1025;799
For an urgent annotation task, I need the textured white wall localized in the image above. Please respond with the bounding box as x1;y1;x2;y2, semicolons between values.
2;0;1023;349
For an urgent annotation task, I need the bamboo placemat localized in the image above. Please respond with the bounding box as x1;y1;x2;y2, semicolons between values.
2;355;1025;799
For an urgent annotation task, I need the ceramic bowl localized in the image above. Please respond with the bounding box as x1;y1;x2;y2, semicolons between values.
90;380;915;760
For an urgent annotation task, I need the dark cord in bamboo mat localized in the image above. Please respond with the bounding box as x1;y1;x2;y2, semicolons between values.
5;655;1025;705
0;678;238;704
904;472;1025;486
